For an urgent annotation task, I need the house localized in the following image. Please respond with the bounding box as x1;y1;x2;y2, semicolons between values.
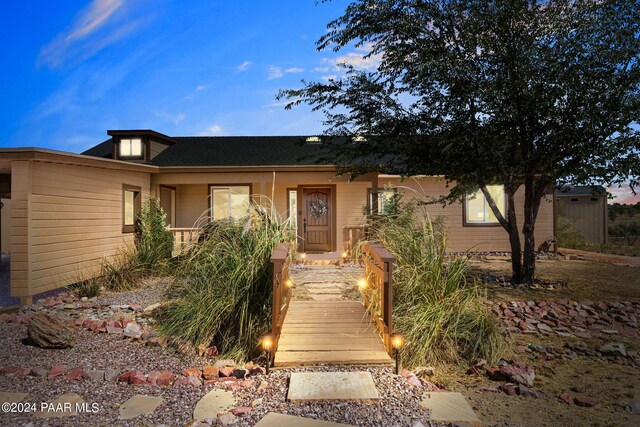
0;129;555;304
555;185;608;245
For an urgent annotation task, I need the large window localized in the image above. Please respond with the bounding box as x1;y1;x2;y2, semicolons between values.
209;185;251;220
368;189;397;215
465;185;505;225
122;185;141;233
119;138;143;157
288;189;298;234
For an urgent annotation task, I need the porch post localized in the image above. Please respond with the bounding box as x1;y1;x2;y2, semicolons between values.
370;172;379;216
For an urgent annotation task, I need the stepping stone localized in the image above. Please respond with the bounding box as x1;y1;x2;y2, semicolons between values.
193;389;235;421
419;392;481;427
310;294;342;301
119;395;164;420
0;391;29;404
35;393;84;418
287;372;379;403
255;412;353;427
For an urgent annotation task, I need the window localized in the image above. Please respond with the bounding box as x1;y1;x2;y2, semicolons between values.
288;189;298;234
589;197;599;203
119;138;143;157
209;185;251;220
464;185;505;225
570;197;580;203
368;189;397;215
122;185;141;233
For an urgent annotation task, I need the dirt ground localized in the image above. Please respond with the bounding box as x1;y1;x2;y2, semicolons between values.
441;251;640;427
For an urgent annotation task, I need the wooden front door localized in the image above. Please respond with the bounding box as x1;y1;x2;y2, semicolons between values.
302;187;332;252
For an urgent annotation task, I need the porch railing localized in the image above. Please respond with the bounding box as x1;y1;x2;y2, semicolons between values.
343;225;370;258
360;242;396;355
269;242;292;361
169;228;202;256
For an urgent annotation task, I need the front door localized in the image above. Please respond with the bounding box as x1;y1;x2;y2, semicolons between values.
302;187;332;252
159;186;176;227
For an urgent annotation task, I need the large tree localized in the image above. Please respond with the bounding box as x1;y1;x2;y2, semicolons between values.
280;0;640;285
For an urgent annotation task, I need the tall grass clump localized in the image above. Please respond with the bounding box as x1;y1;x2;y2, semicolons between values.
365;200;503;366
157;203;292;362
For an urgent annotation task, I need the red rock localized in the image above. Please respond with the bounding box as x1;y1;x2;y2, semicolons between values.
173;375;201;387
147;371;161;386
238;379;255;388
231;407;252;416
219;367;234;377
106;326;123;334
559;391;573;405
499;383;518;396
128;371;147;385
182;368;202;378
118;370;135;383
203;366;219;380
65;368;84;381
248;366;266;377
574;396;600;407
204;379;218;386
48;365;67;380
74;318;85;326
405;373;422;387
156;371;175;386
217;376;237;383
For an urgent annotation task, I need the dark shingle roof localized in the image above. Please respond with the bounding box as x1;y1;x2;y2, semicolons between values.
556;185;607;196
82;136;332;166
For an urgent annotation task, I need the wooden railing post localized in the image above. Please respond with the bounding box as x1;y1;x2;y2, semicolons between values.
269;242;292;363
361;243;396;356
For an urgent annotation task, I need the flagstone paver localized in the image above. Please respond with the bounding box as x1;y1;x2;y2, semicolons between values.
119;395;164;420
254;412;354;427
193;389;235;421
34;393;84;418
287;372;379;403
419;392;481;427
0;391;28;404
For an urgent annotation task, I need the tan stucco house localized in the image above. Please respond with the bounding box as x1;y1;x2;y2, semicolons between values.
0;129;554;304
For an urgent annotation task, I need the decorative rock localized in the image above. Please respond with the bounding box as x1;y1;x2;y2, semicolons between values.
231;369;248;380
499;383;518;396
105;369;119;382
219;367;234;377
118;370;146;385
174;375;201;387
28;313;76;349
48;365;67;380
574;396;600;407
123;323;142;339
106;326;123;334
214;359;236;369
156;371;175;386
183;368;203;378
625;400;640;415
0;391;29;404
517;385;539;398
65;368;84;381
231;406;252;416
217;412;237;425
147;371;161;386
30;367;48;377
203;366;219;380
85;370;105;381
119;395;164;420
599;343;626;357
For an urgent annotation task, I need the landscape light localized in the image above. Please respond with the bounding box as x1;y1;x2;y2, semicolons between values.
357;278;367;290
342;251;348;258
261;334;273;375
285;279;294;288
390;333;403;375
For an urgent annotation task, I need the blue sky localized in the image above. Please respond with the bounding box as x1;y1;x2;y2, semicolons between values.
0;0;377;153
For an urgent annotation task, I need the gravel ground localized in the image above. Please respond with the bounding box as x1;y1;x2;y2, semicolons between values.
94;277;170;308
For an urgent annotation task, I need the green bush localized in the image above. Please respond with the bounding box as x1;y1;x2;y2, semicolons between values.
556;218;586;248
134;197;174;268
157;204;292;361
363;201;503;366
68;278;101;299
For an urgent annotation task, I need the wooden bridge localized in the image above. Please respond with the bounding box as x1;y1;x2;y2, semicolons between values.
269;243;395;367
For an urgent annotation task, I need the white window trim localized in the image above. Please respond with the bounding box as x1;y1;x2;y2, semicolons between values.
119;138;143;157
209;185;251;220
464;186;505;226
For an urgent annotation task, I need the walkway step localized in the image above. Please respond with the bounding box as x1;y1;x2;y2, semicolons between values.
35;393;84;419
0;391;28;404
119;395;164;420
419;392;481;427
193;389;235;421
255;412;353;426
287;372;380;403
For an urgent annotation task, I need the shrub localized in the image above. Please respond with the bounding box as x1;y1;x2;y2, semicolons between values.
68;278;101;299
134;197;174;268
363;200;503;366
556;218;586;248
157;204;292;361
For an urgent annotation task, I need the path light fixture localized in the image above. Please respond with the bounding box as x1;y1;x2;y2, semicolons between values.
341;251;348;259
300;253;306;265
261;334;273;375
390;333;403;375
357;278;367;290
285;279;294;288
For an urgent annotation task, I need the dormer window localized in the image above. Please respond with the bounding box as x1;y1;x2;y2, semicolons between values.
119;138;143;157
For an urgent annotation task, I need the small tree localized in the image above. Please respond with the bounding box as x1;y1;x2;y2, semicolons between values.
280;0;640;285
134;197;174;267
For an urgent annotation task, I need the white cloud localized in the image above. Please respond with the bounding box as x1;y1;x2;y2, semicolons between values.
208;124;222;134
334;51;382;71
267;66;284;79
314;67;329;73
321;75;337;81
195;85;206;91
155;111;186;125
237;61;252;71
285;67;304;73
38;0;143;69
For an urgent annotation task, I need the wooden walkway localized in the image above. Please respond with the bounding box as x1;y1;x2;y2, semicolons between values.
274;300;392;366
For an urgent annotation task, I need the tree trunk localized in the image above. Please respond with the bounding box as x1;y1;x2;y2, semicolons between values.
522;178;545;286
506;190;524;284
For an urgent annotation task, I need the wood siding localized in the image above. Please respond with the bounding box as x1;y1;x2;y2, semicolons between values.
10;161;31;297
149;140;169;160
380;177;555;252
556;195;607;244
15;161;150;297
1;198;11;252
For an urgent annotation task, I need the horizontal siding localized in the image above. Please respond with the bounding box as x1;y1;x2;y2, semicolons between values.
382;177;555;252
26;161;150;295
10;161;30;296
